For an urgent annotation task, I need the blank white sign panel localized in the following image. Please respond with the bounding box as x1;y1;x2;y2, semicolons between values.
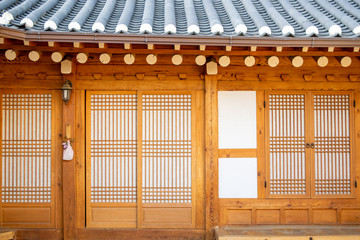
218;91;256;149
219;158;258;198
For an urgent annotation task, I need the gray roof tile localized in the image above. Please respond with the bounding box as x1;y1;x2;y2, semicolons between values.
0;0;359;38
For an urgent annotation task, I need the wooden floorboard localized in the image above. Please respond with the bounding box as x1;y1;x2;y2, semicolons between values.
216;225;360;240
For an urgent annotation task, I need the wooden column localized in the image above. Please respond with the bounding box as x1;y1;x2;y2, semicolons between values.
205;74;219;239
62;62;77;240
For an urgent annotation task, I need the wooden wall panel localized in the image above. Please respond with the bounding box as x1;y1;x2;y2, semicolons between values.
227;209;252;225
256;209;281;224
340;209;360;224
312;209;337;224
220;199;360;226
283;209;309;224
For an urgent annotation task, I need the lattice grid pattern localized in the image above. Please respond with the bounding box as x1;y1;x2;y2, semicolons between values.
268;94;306;196
142;94;192;203
90;94;137;203
2;94;52;203
314;94;351;195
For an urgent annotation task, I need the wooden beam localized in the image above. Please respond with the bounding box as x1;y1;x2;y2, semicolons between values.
171;54;183;65
337;56;352;67
200;45;206;51
28;50;41;62
314;56;328;67
291;56;304;67
124;53;135;65
174;44;181;50
251;46;257;52
99;53;112;64
195;55;206;66
244;56;256;67
76;53;89;64
219;56;230;67
5;49;18;60
276;46;282;52
354;47;359;52
51;52;65;63
267;56;279;67
62;73;78;240
328;47;335;52
146;54;157;65
225;46;232;51
205;75;219;239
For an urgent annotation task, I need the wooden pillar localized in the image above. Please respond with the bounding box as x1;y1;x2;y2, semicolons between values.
205;74;219;239
62;61;77;240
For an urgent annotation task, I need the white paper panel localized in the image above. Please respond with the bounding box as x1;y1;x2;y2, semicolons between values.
218;91;256;149
219;158;257;198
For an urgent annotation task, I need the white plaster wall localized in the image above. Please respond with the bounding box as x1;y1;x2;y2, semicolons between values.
218;91;257;149
219;158;258;198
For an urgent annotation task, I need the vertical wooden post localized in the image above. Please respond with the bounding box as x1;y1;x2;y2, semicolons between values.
205;74;219;239
62;62;77;240
257;90;266;199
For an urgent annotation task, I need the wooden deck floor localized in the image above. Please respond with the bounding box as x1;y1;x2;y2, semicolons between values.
216;225;360;240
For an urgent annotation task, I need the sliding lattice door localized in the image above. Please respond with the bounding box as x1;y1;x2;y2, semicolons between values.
139;93;194;228
266;91;355;198
266;93;309;197
312;93;353;197
87;92;138;228
0;91;60;227
86;91;198;228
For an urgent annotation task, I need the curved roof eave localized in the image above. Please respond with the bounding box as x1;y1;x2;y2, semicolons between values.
1;26;359;49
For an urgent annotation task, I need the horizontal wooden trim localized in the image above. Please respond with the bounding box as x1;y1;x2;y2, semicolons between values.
218;149;257;158
218;81;360;91
76;229;205;240
75;80;204;91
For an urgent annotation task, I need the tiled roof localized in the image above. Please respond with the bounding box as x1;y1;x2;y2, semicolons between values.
0;0;360;38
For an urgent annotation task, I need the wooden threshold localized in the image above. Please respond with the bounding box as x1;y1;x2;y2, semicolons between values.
216;225;360;240
77;228;205;240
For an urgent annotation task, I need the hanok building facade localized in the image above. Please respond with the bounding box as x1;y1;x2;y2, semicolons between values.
0;0;360;239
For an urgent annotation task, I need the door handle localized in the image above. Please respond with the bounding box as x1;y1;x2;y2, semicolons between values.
311;143;315;149
306;143;310;148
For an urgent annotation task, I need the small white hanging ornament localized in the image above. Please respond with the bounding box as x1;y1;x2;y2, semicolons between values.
63;140;74;161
